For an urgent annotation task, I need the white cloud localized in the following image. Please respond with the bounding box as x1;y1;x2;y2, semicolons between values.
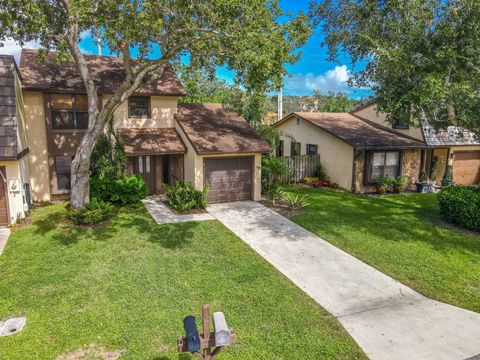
284;65;352;94
0;38;41;63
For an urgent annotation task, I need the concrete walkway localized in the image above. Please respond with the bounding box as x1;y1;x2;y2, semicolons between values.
207;201;480;360
143;197;214;224
0;228;11;256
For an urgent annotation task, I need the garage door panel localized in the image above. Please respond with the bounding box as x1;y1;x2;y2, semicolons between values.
204;157;253;203
453;151;480;185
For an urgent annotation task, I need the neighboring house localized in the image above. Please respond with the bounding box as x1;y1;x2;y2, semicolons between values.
353;104;480;186
0;48;270;219
273;111;426;192
274;103;480;193
0;55;31;225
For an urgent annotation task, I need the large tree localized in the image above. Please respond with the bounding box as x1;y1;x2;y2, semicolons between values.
315;0;480;135
0;0;310;208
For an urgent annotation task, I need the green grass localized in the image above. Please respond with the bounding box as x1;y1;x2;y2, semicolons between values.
285;185;480;312
0;204;365;359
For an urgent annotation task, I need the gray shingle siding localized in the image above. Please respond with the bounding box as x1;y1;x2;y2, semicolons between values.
0;55;19;160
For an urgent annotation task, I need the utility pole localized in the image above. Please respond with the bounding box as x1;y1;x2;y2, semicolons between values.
94;29;102;56
277;86;283;121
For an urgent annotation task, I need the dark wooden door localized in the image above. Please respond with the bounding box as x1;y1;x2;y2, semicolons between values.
204;157;252;203
453;151;480;185
132;155;155;194
0;167;8;225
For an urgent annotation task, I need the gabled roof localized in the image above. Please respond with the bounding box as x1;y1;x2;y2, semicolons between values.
119;128;186;156
0;55;23;160
19;49;186;96
274;112;426;149
422;123;479;147
175;103;272;155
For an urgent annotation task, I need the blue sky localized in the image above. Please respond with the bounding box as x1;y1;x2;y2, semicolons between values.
2;0;369;99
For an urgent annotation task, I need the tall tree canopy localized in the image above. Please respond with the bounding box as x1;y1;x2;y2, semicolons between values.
315;0;480;135
0;0;311;208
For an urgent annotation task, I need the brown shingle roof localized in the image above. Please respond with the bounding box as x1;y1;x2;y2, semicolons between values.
119;128;186;155
175;103;272;155
277;112;426;149
19;49;186;96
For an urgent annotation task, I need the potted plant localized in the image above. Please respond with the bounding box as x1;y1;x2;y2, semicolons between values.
393;176;408;193
374;176;393;195
415;169;436;193
430;156;438;185
441;165;454;187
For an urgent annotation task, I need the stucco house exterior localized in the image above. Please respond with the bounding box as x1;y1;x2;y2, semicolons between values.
273;110;426;192
0;49;270;224
274;103;480;193
353;104;480;186
0;55;31;225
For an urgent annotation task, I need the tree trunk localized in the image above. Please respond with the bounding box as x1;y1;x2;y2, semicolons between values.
70;112;107;209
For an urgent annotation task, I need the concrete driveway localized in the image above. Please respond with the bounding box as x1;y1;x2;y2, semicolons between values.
207;201;480;360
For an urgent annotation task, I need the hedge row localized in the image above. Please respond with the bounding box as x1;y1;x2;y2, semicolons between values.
438;185;480;231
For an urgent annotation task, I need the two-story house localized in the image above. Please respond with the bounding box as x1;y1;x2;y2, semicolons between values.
0;49;271;224
0;55;31;225
273;103;480;193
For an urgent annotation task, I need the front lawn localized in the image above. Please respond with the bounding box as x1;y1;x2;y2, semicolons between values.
0;204;365;359
285;186;480;312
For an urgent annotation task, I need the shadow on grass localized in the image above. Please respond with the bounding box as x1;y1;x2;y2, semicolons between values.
115;208;200;249
286;186;480;256
27;203;199;250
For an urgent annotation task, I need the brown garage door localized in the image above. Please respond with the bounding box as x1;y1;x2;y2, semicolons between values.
0;167;8;225
453;151;480;185
204;157;252;203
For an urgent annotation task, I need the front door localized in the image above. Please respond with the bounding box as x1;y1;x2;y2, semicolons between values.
132;155;155;194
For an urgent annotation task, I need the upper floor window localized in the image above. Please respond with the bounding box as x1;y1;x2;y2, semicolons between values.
51;94;88;130
393;117;409;129
392;106;410;129
129;96;151;117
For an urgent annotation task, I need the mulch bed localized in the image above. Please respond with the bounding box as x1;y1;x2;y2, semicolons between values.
162;201;207;216
259;197;304;219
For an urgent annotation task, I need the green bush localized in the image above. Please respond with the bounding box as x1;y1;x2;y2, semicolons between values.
313;162;330;181
90;174;148;205
163;180;208;212
438;185;480;231
68;199;115;225
282;192;309;211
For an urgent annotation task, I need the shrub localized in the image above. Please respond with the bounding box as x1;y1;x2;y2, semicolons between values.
418;169;428;183
266;184;284;204
90;116;127;179
442;165;454;186
282;192;309;211
303;177;319;185
430;156;439;182
262;155;291;190
90;174;148;205
438;185;480;231
68;199;115;225
313;162;329;181
163;180;208;212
